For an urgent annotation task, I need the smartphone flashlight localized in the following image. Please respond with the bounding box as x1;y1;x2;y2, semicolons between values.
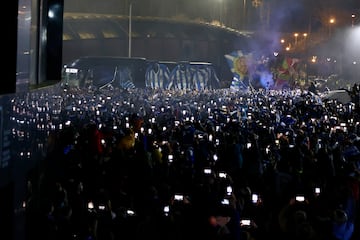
98;204;106;211
168;154;173;163
295;195;305;202
87;201;94;210
126;209;135;216
251;194;258;203
174;194;184;201
218;172;227;178
240;219;251;226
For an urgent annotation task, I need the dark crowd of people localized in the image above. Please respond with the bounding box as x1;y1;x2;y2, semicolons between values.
14;83;360;240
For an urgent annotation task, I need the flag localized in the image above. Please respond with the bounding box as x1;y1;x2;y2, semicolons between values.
167;62;193;90
273;57;299;90
100;66;136;89
120;80;136;89
189;63;220;90
116;66;136;89
145;61;171;89
224;50;254;90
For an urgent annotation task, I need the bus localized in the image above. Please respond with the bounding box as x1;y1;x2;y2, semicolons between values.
61;56;147;89
62;56;221;90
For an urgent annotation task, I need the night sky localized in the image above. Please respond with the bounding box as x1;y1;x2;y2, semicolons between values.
267;0;359;32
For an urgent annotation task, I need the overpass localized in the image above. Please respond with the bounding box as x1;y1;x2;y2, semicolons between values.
62;13;255;86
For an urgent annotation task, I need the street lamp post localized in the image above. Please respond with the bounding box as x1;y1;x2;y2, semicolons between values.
220;0;222;24
303;33;308;83
217;0;224;25
294;33;299;45
243;0;247;29
303;33;308;48
352;14;355;27
329;18;335;38
128;2;132;58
